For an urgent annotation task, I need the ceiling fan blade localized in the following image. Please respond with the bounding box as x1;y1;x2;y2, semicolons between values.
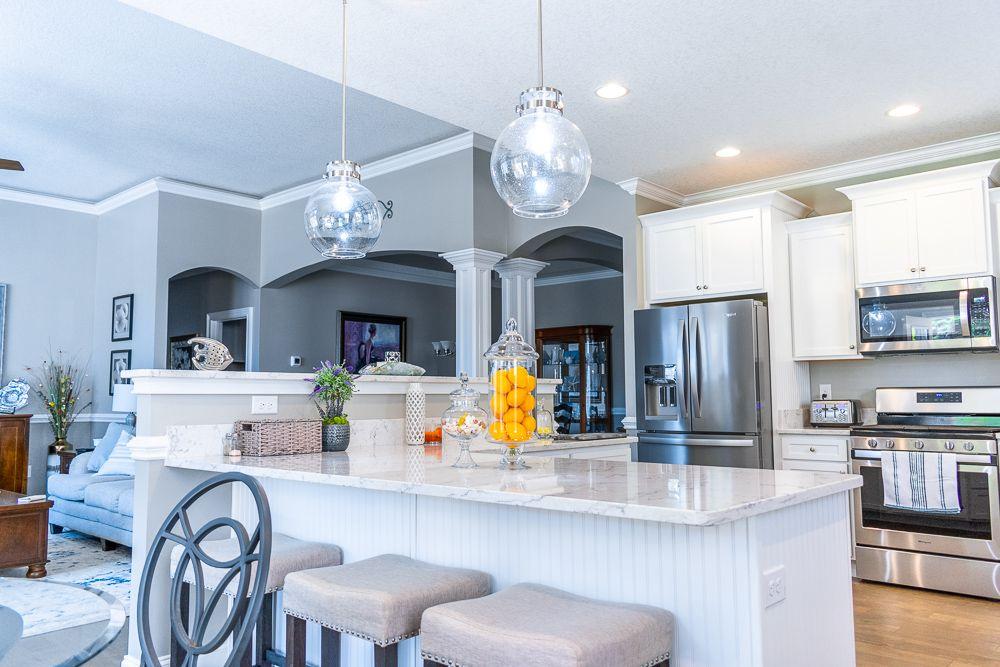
0;159;24;171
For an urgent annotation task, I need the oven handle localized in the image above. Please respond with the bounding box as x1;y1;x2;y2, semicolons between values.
959;289;971;337
852;449;995;465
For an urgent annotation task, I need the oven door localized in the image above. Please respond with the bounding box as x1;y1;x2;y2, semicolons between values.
852;451;1000;560
856;277;997;354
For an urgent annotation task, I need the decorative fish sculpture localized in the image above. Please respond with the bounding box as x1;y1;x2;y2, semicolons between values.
188;337;234;371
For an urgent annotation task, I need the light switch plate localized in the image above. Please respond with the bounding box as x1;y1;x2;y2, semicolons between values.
762;565;786;608
251;396;278;414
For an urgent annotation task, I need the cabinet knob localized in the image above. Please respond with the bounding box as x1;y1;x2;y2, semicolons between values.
696;285;702;290
849;345;855;350
920;267;926;272
703;284;708;289
910;267;917;272
809;447;816;453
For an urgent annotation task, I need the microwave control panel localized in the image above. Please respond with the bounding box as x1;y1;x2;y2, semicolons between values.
970;290;993;338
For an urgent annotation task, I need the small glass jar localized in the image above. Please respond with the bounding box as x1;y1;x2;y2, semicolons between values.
535;407;555;444
440;373;489;468
484;318;540;469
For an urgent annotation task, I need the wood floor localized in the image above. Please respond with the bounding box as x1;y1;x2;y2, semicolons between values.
854;580;1000;666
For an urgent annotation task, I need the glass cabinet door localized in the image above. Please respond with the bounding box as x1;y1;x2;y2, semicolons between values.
584;338;610;432
536;326;614;434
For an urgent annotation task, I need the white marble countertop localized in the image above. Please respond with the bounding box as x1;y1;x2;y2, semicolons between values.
166;439;860;527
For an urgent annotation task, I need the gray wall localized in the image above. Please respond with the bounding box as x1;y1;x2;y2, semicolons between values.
809;354;1000;406
167;270;260;341
0;199;100;492
258;270;457;376
534;277;626;424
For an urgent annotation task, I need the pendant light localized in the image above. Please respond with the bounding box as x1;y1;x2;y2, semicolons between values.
304;0;382;259
490;0;592;219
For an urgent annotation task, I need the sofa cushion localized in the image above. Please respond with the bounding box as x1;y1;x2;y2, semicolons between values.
118;486;134;517
88;422;134;472
48;472;129;502
68;451;93;475
51;498;133;532
84;479;134;514
96;432;134;477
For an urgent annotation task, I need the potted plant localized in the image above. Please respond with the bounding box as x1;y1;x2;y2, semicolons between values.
27;351;92;453
308;361;356;452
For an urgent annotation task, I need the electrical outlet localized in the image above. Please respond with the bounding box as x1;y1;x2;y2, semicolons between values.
289;355;302;368
762;565;786;608
251;395;278;414
819;384;832;400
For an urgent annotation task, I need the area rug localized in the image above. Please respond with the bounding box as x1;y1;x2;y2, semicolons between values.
0;531;131;637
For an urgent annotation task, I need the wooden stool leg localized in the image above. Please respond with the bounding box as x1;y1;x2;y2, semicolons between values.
170;582;190;667
374;643;398;667
255;592;274;667
285;615;307;667
320;627;341;667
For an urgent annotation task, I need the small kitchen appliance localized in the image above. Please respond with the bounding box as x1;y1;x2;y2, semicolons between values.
809;399;861;427
852;386;1000;599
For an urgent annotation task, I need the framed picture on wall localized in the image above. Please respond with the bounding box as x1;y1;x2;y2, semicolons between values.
109;349;132;395
169;334;197;370
0;283;7;381
339;311;406;372
111;293;134;341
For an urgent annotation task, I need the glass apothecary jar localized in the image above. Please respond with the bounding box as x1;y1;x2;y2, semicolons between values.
440;373;489;468
484;318;539;469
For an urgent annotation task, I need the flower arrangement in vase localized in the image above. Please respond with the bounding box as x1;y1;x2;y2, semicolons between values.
27;351;92;452
307;360;357;452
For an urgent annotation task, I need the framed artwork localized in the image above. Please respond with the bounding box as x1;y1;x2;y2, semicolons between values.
0;283;6;381
339;311;406;372
169;334;197;370
112;293;134;342
109;349;132;395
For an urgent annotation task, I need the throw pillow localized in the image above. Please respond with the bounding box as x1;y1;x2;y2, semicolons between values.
88;422;135;472
96;431;135;476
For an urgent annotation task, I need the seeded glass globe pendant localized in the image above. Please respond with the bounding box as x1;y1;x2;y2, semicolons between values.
304;0;382;259
490;0;592;219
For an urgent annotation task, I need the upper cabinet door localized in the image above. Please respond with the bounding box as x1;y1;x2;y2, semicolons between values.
788;219;859;359
853;193;919;285
700;210;765;296
914;180;989;280
644;221;701;303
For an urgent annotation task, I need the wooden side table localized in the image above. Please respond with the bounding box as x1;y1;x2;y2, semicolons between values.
57;447;95;475
0;490;53;578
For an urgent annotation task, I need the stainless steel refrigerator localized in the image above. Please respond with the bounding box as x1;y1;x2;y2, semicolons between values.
634;299;773;468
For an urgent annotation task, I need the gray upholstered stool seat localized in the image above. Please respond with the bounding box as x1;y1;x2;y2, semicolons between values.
283;553;491;647
421;583;674;667
170;532;343;595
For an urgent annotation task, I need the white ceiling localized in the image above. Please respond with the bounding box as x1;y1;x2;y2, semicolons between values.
0;0;462;201
118;0;1000;196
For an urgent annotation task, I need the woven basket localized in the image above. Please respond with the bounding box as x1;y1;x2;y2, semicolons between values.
235;419;322;457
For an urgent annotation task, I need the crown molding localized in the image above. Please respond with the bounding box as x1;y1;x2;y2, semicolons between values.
837;158;1000;200
327;258;456;288
0;186;97;214
153;177;260;209
616;178;685;208
639;190;810;226
535;268;622;286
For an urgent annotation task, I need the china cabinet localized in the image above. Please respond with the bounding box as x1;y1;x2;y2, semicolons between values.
535;325;613;434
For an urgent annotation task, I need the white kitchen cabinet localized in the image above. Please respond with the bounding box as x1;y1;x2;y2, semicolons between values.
642;208;764;303
787;214;862;360
840;160;998;286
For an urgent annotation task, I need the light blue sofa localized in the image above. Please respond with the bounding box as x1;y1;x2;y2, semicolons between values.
47;450;134;548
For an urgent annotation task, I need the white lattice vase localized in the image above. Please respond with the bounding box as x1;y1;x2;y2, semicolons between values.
405;382;426;445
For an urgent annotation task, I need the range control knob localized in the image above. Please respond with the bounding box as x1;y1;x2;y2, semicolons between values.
886;440;895;449
964;442;975;452
867;438;878;448
914;440;925;450
945;441;956;450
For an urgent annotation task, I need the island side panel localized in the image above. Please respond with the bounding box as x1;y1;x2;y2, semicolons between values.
749;492;856;667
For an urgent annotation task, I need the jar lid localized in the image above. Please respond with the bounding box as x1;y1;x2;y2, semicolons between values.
449;372;479;400
483;318;540;361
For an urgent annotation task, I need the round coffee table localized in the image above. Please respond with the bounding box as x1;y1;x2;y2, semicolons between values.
0;578;126;666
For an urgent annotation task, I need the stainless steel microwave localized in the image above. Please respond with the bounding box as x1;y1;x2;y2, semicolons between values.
856;276;997;354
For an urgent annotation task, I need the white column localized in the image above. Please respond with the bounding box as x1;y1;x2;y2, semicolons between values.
440;249;506;377
494;258;548;346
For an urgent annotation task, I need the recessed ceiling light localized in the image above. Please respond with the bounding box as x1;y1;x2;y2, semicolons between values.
886;104;920;118
595;82;629;99
715;146;741;158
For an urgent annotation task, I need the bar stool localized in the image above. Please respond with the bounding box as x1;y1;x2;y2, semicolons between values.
170;533;342;666
420;583;674;667
282;554;491;667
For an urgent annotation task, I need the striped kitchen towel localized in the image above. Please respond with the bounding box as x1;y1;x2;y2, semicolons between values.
881;451;961;513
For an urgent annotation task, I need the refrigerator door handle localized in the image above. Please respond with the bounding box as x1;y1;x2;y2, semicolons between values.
638;434;755;448
679;319;688;419
691;316;703;418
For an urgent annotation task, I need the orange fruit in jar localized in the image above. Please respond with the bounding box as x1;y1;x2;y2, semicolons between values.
506;422;528;442
492;369;512;394
510;365;531;388
503;407;525;424
488;421;507;441
522;415;537;433
522;374;537;392
490;394;508;419
506;388;527;407
520;393;536;412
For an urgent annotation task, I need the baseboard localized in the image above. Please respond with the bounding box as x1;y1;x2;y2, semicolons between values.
31;413;125;425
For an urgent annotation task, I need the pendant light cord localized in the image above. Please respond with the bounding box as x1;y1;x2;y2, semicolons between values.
341;0;348;162
536;0;543;88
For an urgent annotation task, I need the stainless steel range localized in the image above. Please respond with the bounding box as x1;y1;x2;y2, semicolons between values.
852;386;1000;599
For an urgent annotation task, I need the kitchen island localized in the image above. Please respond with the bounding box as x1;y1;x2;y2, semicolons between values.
140;430;860;667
